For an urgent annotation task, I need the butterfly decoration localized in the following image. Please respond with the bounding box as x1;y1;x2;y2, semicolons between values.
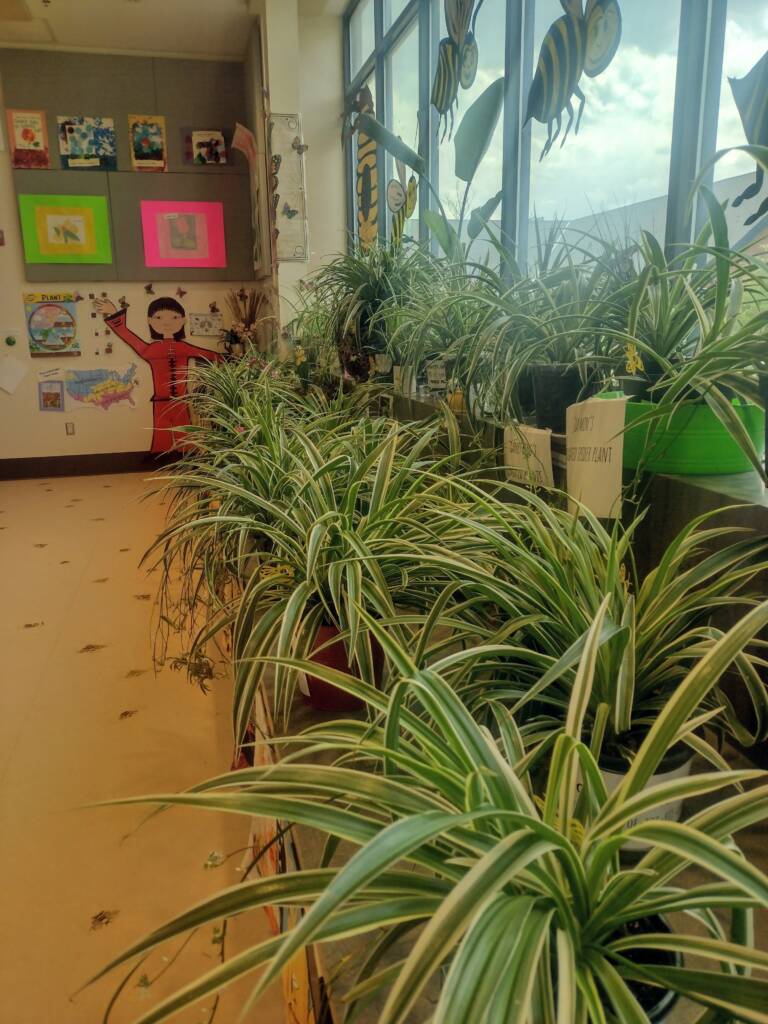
175;286;188;299
292;136;309;156
118;296;129;309
144;283;155;295
282;201;299;220
237;288;248;301
209;301;220;314
73;292;84;302
386;156;418;246
272;192;280;216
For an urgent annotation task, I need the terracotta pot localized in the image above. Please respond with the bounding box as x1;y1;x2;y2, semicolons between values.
301;624;384;712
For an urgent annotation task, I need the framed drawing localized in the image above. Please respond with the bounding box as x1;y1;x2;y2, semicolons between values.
18;194;113;265
38;380;65;411
182;128;228;165
57;115;117;170
128;114;167;171
140;200;227;268
6;109;50;169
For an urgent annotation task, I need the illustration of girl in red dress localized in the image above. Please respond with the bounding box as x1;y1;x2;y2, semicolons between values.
95;296;221;453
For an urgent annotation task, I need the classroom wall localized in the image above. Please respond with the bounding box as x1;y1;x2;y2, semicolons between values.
0;61;253;462
250;0;346;326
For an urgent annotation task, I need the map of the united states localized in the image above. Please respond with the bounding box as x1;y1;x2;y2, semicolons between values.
63;364;138;411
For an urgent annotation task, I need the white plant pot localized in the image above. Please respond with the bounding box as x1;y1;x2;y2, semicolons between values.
602;755;693;852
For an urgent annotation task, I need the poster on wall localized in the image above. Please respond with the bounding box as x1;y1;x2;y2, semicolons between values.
140;200;227;268
0;354;29;395
128;114;167;171
268;114;309;262
38;379;65;411
60;364;139;411
24;292;81;357
18;194;113;265
189;311;223;337
57;115;117;170
6;109;51;169
231;121;257;167
183;129;228;165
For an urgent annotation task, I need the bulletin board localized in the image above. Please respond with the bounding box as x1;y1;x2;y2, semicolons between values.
0;49;258;281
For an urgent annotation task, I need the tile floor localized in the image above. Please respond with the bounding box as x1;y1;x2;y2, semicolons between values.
0;472;282;1024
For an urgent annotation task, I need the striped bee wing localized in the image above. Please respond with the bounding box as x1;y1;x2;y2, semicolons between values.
405;176;418;218
584;0;622;77
387;178;407;213
444;0;474;48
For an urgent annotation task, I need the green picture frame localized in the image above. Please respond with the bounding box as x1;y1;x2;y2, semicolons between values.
18;193;113;265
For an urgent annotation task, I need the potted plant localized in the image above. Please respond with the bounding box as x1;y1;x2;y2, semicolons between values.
88;599;768;1022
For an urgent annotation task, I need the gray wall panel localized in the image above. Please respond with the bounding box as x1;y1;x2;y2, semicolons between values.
1;48;253;281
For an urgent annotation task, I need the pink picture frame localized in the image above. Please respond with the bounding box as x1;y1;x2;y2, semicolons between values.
140;200;227;268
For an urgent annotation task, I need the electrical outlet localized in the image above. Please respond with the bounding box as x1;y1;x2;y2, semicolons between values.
65;422;75;436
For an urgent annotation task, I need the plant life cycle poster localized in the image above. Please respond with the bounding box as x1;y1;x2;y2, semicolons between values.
24;292;80;357
6;109;50;169
57;115;117;170
128;114;167;171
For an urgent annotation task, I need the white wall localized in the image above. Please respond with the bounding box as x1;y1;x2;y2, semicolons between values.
0;79;248;462
253;0;346;326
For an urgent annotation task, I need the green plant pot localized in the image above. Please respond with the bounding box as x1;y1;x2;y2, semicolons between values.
622;400;765;475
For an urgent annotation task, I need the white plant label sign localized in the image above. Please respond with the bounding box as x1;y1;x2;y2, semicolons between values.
503;424;554;488
426;359;447;391
566;396;627;519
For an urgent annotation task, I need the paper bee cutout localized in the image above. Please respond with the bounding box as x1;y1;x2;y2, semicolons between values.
729;49;768;226
386;157;418;246
431;0;483;141
352;85;379;249
525;0;622;160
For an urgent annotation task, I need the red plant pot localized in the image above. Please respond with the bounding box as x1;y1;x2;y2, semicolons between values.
304;624;384;712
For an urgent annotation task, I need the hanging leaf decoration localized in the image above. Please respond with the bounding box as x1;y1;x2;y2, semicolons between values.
356;113;426;176
454;76;504;183
468;190;503;239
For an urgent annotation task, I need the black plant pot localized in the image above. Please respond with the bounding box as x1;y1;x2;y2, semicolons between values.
609;914;681;1021
531;363;583;433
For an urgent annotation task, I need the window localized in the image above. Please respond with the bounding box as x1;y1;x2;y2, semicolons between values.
385;21;420;242
714;0;768;231
528;0;681;246
350;0;376;80
344;1;748;261
437;0;505;250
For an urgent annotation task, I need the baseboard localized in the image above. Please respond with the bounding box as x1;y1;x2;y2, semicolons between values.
0;450;181;480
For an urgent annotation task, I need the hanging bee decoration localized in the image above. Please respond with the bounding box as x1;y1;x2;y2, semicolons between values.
347;84;379;249
729;49;768;226
387;157;418;246
525;0;622;161
431;1;485;142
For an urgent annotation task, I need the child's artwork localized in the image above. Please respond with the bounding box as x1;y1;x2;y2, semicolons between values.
94;296;221;451
189;311;224;337
24;292;81;357
38;379;65;411
18;194;112;265
6;109;50;169
140;200;227;268
183;129;228;165
128;114;167;171
57;115;117;170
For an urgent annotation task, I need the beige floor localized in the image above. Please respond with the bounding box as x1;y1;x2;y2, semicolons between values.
0;472;282;1024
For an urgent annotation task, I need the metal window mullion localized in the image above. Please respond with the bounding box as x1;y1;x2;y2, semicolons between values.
374;0;387;244
500;0;533;277
418;0;435;245
343;11;355;249
664;0;727;257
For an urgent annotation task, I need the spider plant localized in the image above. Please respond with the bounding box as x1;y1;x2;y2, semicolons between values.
291;242;435;382
89;598;768;1023
403;481;768;768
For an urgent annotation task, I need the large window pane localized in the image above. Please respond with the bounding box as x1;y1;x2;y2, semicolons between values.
527;0;680;246
714;0;768;233
350;0;375;80
385;20;420;242
384;0;411;31
437;0;505;251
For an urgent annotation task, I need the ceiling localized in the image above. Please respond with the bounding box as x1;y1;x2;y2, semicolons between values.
0;0;255;59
